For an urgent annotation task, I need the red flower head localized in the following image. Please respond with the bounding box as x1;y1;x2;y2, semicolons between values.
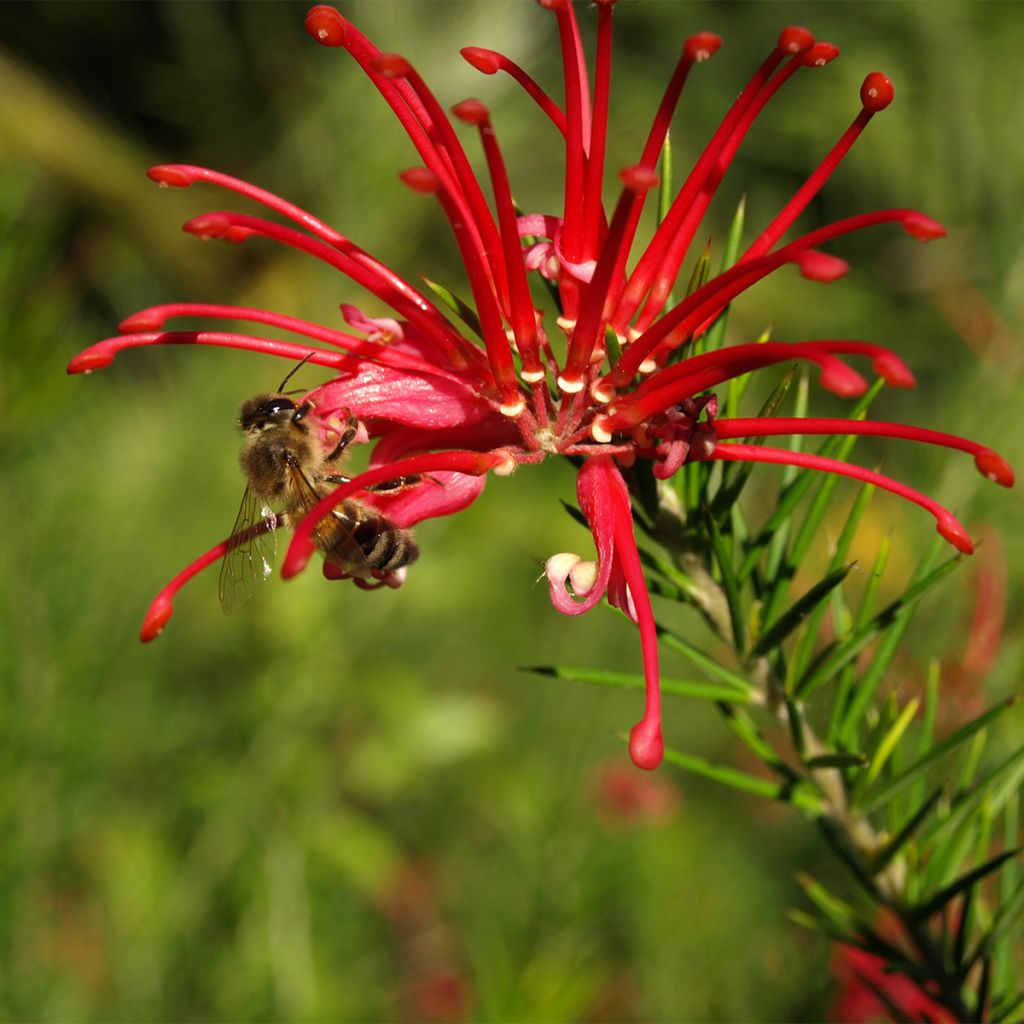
68;2;1013;771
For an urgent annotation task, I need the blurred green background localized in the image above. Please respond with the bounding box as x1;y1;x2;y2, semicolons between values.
1;2;1021;1020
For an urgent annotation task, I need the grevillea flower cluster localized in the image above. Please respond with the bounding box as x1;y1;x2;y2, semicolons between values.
68;1;1013;770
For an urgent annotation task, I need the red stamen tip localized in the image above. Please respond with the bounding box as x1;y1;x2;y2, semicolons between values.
628;718;664;771
872;351;916;388
902;212;947;241
118;311;166;332
975;450;1015;488
183;213;231;239
66;350;112;374
460;46;500;74
860;71;894;112
282;540;315;579
798;250;849;282
537;0;570;10
147;165;193;188
778;26;815;55
399;167;441;194
140;597;173;643
305;5;347;47
372;53;413;78
684;32;722;62
819;363;868;397
451;98;488;125
802;42;839;67
937;515;974;555
619;164;660;193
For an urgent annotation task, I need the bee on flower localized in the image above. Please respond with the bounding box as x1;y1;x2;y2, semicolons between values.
69;0;1013;770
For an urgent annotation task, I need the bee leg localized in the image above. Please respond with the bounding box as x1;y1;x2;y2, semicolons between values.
324;411;360;463
324;473;425;493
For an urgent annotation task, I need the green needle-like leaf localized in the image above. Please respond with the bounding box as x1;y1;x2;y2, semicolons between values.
794;554;960;702
656;628;752;692
805;752;867;770
525;665;756;703
704;509;746;653
864;697;920;786
706;194;745;358
790;485;874;684
870;787;945;874
711;367;794;520
420;276;483;338
737;381;882;584
911;850;1020;921
753;563;852;659
863;698;1019;814
796;872;861;933
661;745;822;814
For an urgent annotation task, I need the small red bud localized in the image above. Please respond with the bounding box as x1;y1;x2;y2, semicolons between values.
937;516;974;555
451;99;488;125
684;32;721;62
140;597;173;643
975;451;1015;488
399;167;440;194
147;165;193;188
372;53;412;78
619;164;659;193
902;212;947;241
797;249;849;282
460;46;500;74
629;719;664;771
872;352;917;388
304;5;346;47
802;42;839;67
778;26;815;55
66;350;113;374
819;363;868;398
119;312;165;333
860;71;894;112
183;213;231;239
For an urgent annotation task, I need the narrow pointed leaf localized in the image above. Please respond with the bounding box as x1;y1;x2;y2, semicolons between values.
737;380;883;583
863;697;1019;814
870;787;944;873
795;554;960;701
707;194;746;360
753;564;852;658
703;509;746;653
865;697;920;786
805;751;867;770
911;849;1020;920
420;276;483;338
711;366;794;519
525;665;756;703
657;628;753;692
661;745;822;814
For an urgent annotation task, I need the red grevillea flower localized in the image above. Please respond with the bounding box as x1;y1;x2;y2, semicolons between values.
829;943;957;1023
68;2;1013;770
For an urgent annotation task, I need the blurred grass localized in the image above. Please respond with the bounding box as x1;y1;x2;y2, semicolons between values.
0;1;1021;1020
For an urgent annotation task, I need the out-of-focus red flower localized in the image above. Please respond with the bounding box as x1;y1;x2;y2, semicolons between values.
593;757;680;826
70;2;1013;769
830;943;957;1024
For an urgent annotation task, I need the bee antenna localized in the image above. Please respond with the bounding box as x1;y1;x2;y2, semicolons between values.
276;351;316;393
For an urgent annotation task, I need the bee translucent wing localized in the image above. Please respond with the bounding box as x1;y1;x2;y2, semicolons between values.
287;461;374;577
219;485;279;615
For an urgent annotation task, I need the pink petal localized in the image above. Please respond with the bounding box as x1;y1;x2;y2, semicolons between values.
366;470;487;527
307;362;492;430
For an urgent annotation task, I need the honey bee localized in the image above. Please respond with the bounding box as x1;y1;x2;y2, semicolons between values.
219;359;419;613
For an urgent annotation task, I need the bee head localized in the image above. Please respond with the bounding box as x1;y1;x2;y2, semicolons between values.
239;393;298;432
